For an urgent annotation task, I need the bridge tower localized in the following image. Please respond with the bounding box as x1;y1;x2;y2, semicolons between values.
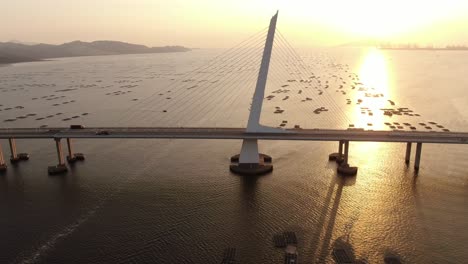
230;11;286;175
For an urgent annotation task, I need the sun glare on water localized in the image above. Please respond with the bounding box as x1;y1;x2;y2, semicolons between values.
359;49;390;97
351;48;391;130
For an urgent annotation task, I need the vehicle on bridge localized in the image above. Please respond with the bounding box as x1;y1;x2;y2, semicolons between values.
70;125;85;129
96;130;110;135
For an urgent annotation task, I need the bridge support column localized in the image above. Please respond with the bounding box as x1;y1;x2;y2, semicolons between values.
8;138;29;163
343;141;349;164
56;138;65;166
230;139;272;176
414;143;422;171
339;141;343;156
337;141;358;176
48;138;68;175
66;138;85;163
0;141;6;172
405;142;412;164
328;140;344;163
9;138;19;163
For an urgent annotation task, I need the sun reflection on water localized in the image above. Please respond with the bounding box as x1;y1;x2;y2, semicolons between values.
359;49;390;96
351;48;392;131
350;49;393;182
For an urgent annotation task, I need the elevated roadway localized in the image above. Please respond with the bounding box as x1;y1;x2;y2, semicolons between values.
1;127;468;144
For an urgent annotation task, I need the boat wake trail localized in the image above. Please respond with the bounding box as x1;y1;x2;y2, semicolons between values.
11;141;164;264
12;176;131;264
14;204;102;264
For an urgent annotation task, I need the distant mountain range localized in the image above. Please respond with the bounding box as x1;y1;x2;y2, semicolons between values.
0;40;191;64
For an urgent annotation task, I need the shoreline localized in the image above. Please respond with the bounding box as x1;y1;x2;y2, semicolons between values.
0;50;192;66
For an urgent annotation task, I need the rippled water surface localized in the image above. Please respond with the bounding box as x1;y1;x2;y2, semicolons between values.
1;48;468;263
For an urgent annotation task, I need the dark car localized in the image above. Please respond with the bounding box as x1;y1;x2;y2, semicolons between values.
70;125;85;129
96;130;110;135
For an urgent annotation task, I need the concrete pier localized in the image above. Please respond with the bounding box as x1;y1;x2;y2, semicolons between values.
48;138;68;175
9;138;19;163
7;138;29;163
405;142;412;164
339;141;344;156
0;141;6;171
66;138;85;163
343;141;349;164
230;139;273;176
328;140;344;162
414;143;423;171
66;138;73;161
56;138;65;166
337;140;358;176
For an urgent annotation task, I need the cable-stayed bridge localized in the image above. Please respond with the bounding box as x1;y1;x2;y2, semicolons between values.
1;11;467;175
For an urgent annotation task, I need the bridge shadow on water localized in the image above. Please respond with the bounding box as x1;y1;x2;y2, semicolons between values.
305;161;411;263
307;172;360;263
233;167;363;263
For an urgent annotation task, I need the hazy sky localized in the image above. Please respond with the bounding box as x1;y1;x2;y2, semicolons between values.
2;0;468;48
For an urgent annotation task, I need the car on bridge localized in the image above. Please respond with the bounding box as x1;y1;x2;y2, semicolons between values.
96;130;110;135
70;125;85;129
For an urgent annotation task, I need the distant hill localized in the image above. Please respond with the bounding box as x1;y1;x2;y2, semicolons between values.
7;40;39;45
0;40;191;64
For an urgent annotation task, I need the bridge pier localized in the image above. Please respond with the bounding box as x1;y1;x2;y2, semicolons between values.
0;141;6;172
328;140;344;163
9;138;19;163
8;138;29;163
337;141;358;176
343;141;349;164
230;139;272;176
405;142;412;164
66;138;85;163
414;143;423;171
339;140;344;157
48;138;68;175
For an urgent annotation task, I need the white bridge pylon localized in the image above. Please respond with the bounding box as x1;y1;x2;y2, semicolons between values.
237;11;289;169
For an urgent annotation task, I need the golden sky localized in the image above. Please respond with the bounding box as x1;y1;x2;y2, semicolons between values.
1;0;468;47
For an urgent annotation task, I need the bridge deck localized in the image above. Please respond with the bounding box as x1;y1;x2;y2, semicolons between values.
1;127;468;144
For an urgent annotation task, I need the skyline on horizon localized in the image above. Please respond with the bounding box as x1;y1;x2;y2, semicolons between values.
2;0;468;48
